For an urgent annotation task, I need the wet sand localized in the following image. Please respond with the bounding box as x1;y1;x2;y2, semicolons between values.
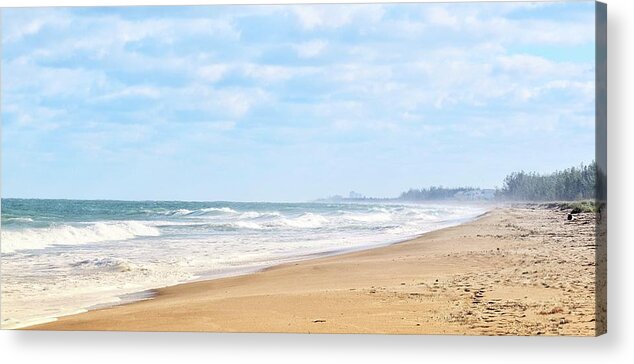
27;206;605;335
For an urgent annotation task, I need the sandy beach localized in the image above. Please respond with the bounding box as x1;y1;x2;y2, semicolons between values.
26;205;605;335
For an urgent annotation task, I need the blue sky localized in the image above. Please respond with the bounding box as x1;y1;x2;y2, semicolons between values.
1;2;596;201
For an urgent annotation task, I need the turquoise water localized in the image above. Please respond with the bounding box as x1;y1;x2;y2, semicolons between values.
1;198;486;328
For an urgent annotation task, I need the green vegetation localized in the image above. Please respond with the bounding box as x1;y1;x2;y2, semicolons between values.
498;162;597;201
541;200;599;213
565;200;599;213
399;186;478;200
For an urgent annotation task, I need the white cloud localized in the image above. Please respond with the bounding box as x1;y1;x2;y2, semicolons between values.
93;86;162;102
200;121;237;131
13;13;241;62
291;5;385;30
419;3;594;46
240;63;319;84
331;119;400;133
93;16;240;47
198;64;230;83
292;6;323;30
4;56;110;98
2;103;64;131
496;54;593;83
330;64;393;84
197;62;319;85
425;6;460;28
2;9;71;43
241;64;295;83
174;83;271;119
294;40;328;58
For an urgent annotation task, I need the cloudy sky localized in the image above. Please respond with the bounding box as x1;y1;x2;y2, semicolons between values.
2;2;596;201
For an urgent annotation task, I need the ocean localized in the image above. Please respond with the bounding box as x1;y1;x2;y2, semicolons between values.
0;198;486;329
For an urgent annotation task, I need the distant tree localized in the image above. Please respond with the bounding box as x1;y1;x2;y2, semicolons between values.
399;186;477;201
498;161;597;201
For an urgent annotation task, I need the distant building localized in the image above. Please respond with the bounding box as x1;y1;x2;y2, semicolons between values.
348;191;365;199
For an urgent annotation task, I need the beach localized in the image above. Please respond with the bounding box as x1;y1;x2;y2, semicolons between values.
26;205;605;335
1;200;484;328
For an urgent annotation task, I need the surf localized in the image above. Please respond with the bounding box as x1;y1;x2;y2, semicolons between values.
1;221;160;253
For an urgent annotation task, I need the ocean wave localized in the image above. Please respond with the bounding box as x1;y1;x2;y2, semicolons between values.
232;221;267;230
3;217;35;223
238;211;281;219
280;213;329;228
154;207;238;217
343;212;392;223
216;213;329;230
70;257;139;273
145;220;209;227
0;221;160;254
174;207;238;218
198;207;237;214
170;209;194;216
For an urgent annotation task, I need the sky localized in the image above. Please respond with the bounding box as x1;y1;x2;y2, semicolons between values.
1;2;597;202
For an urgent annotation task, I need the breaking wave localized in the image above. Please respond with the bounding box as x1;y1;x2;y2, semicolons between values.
1;221;160;254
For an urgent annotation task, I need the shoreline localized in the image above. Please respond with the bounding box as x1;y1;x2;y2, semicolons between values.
24;205;601;335
7;209;487;330
2;202;488;330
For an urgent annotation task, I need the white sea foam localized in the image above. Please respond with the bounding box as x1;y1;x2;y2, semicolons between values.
145;220;208;227
238;211;261;219
232;221;266;230
344;212;392;223
170;209;193;216
159;207;237;217
4;217;35;222
1;221;160;253
198;207;237;214
280;213;329;228
238;211;281;219
70;257;138;273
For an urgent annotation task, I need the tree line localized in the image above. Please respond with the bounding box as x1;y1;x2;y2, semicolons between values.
397;161;600;202
399;186;477;200
498;161;598;201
